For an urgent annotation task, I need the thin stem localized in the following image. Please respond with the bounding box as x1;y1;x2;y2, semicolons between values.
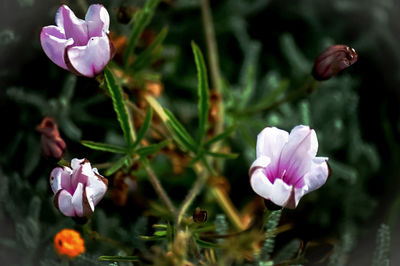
83;224;131;254
211;187;245;231
144;162;177;216
176;163;209;226
201;0;224;138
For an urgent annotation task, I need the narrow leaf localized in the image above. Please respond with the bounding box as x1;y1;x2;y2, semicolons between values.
81;140;126;154
195;238;220;248
164;108;197;152
132;27;168;70
191;42;210;145
98;256;139;262
204;125;236;147
136;139;171;157
205;151;239;159
123;0;160;65
105;156;130;176
104;67;136;147
132;106;153;149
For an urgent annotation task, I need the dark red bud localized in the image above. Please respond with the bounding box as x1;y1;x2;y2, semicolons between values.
312;45;358;81
193;207;208;223
36;117;66;161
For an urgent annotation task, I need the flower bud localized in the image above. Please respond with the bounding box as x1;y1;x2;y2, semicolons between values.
312;45;358;81
50;158;108;218
54;229;85;258
36;117;66;161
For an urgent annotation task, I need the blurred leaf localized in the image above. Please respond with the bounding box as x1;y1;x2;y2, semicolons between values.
371;224;390;266
28;196;41;221
104;67;136;147
132;106;153;149
205;151;239;159
192;42;210;145
204;125;236;147
105;155;131;176
81;140;126;154
194;237;220;248
98;256;139;262
123;0;160;65
136;139;171;157
164;108;197;152
132;27;168;70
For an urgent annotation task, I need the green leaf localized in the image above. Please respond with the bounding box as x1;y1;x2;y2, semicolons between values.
136;139;171;157
238;64;255;110
123;0;160;65
194;237;220;248
164;108;197;152
191;42;210;145
132;27;168;70
205;151;239;159
139;235;165;241
98;256;139;262
154;230;167;237
105;155;131;176
204;125;236;147
132;106;153;149
250;78;289;112
104;67;136;147
81;140;126;154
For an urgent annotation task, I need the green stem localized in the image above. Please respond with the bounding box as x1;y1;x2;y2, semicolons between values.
211;187;245;230
82;224;131;254
143;162;177;216
176;163;208;226
241;78;319;116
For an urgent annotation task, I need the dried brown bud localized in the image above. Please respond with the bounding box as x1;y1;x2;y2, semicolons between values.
312;45;358;81
193;207;207;223
36;117;66;161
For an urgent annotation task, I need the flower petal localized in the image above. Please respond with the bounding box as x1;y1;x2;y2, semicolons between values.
250;169;293;207
66;35;111;77
302;157;329;193
256;127;288;161
40;26;73;69
50;166;73;193
278;125;317;185
249;155;271;176
55;5;89;46
54;189;75;216
85;4;110;37
86;171;108;206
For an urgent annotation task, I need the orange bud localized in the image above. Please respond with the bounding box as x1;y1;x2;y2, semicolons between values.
54;229;85;259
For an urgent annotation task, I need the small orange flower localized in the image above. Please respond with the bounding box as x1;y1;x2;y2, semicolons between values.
54;229;85;258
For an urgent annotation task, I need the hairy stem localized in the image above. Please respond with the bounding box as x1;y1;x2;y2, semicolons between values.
144;162;177;216
176;163;208;226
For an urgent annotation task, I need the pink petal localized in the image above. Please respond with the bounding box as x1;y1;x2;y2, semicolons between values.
72;182;84;216
40;26;73;69
278;125;317;184
85;4;110;37
70;158;91;188
250;169;293;207
256;127;288;161
302;157;329;193
249;155;271;176
50;166;72;193
86;169;108;206
54;189;75;216
66;35;111;77
55;5;89;46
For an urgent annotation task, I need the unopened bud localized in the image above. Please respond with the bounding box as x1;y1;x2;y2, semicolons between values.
193;207;207;223
36;117;66;161
312;45;358;81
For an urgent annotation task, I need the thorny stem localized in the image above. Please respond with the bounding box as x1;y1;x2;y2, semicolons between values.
176;163;209;226
144;162;177;216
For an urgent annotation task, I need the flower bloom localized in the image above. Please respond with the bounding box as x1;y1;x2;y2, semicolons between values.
50;158;108;217
312;45;358;81
54;229;85;258
36;117;66;161
40;4;114;77
249;126;329;209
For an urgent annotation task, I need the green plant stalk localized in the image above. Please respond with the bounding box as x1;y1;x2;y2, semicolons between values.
176;163;208;226
201;0;244;230
144;162;177;216
82;224;131;254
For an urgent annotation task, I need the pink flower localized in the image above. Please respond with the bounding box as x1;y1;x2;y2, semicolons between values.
36;117;66;161
249;126;329;209
40;4;114;77
312;45;358;81
50;158;108;217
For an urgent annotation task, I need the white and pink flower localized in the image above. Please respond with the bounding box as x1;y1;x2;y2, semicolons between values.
249;125;329;209
50;158;108;217
40;4;114;77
